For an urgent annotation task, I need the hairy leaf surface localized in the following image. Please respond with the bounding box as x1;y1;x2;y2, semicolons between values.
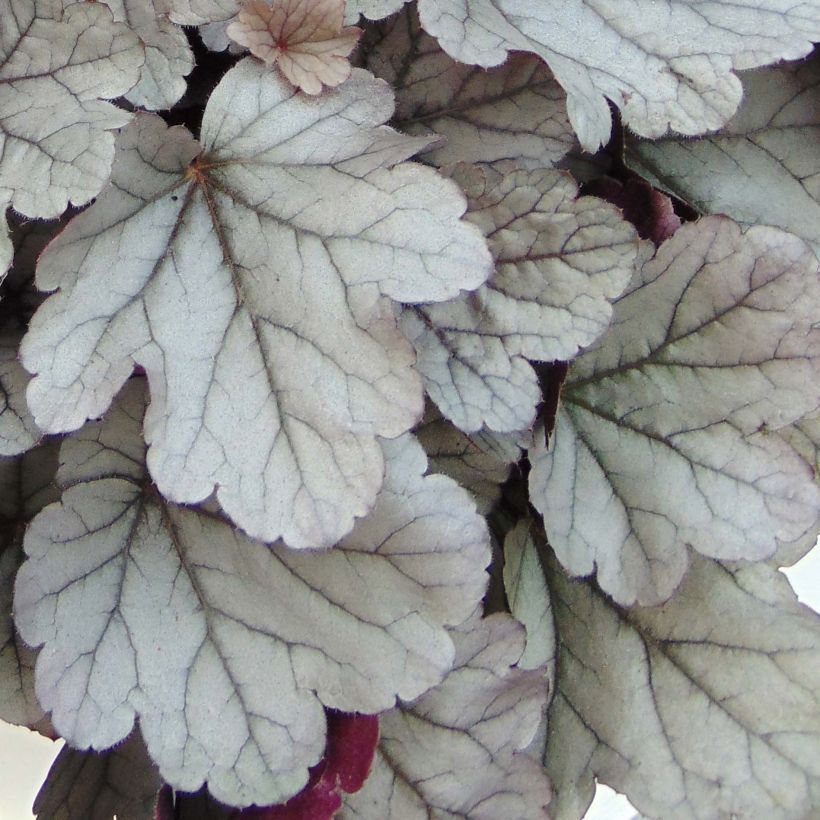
416;0;820;150
99;0;194;110
530;216;820;605
14;380;490;807
365;8;573;169
0;0;143;218
343;611;551;819
33;732;161;820
403;163;638;432
628;57;820;255
21;60;491;547
543;552;820;820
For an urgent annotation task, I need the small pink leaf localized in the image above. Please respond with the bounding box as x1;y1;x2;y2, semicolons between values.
227;0;361;94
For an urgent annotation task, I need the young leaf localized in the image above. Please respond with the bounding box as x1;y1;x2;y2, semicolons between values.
33;731;162;820
542;551;820;820
0;0;143;219
14;380;490;807
415;0;820;150
403;163;639;432
530;216;820;605
226;0;362;95
98;0;194;110
343;610;551;819
628;56;820;255
414;403;521;514
21;60;491;548
364;8;573;169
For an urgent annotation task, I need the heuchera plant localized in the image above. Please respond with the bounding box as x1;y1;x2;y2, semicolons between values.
0;0;819;818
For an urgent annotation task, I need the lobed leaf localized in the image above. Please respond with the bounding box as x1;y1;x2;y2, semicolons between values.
415;0;820;150
343;610;551;819
403;163;639;432
14;379;490;807
226;0;361;95
364;7;573;169
21;61;491;547
0;0;143;218
542;551;820;820
531;216;820;605
99;0;194;110
628;56;820;256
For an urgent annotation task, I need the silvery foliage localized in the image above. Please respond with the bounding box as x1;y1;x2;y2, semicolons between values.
0;1;818;817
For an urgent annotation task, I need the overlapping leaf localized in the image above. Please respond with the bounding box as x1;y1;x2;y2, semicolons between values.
415;0;820;150
0;440;59;735
541;551;820;820
503;520;555;677
343;610;551;819
628;56;820;256
20;59;491;548
364;8;573;169
33;732;161;820
415;403;521;514
0;322;39;455
0;0;143;219
99;0;194;110
13;379;490;807
402;163;639;432
530;216;820;605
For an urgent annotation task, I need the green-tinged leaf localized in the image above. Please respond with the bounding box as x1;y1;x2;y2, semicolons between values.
20;61;492;548
343;610;551;819
34;732;161;820
402;163;639;433
628;56;820;255
542;550;820;820
502;520;555;677
13;380;490;807
0;0;143;218
364;7;572;169
530;216;820;605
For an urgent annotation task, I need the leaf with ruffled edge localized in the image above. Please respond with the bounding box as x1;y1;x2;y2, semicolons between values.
402;163;639;433
530;216;820;605
21;60;491;548
14;379;490;807
343;610;551;819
